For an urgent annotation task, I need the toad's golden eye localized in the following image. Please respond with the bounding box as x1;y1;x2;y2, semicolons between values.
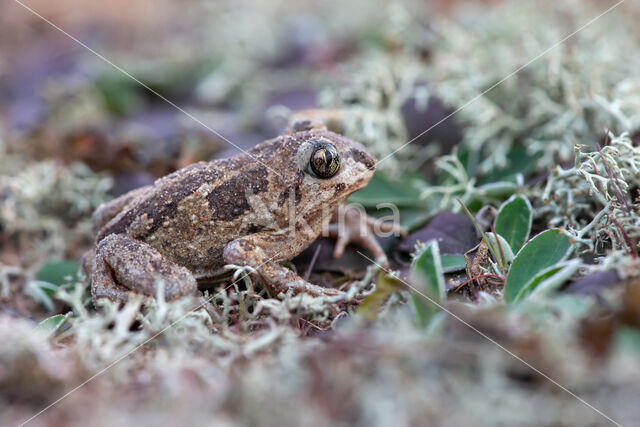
309;141;340;179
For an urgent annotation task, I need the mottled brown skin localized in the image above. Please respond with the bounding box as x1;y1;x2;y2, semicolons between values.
89;126;380;304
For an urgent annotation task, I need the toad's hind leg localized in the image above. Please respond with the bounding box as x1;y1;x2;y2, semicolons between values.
91;234;198;305
91;185;151;233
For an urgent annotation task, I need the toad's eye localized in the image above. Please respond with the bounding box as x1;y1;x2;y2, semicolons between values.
308;141;340;179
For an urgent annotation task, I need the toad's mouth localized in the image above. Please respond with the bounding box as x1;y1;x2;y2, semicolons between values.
352;163;376;191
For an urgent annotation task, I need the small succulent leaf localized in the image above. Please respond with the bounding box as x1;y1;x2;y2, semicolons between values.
494;195;533;253
503;229;572;303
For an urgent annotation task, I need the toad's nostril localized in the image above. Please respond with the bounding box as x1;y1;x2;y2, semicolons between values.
352;149;376;170
365;152;376;170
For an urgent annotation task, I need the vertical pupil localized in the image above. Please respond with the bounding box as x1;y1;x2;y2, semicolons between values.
309;142;339;178
315;150;327;171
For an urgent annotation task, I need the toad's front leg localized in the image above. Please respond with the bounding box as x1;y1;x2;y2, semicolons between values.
325;205;407;267
223;230;343;298
91;234;199;305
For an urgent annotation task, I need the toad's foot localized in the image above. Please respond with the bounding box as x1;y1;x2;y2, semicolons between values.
91;234;199;305
326;205;407;267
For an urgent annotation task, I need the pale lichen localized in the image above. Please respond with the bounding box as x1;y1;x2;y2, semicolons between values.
0;161;111;262
428;0;640;177
535;132;640;260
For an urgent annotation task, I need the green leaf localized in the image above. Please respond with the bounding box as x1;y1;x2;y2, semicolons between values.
348;173;424;207
36;312;72;336
357;271;404;322
441;255;467;273
37;260;80;286
503;229;572;303
410;240;445;327
514;260;582;302
495;195;533;253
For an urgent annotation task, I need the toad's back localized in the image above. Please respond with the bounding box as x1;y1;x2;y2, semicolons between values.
95;154;284;272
